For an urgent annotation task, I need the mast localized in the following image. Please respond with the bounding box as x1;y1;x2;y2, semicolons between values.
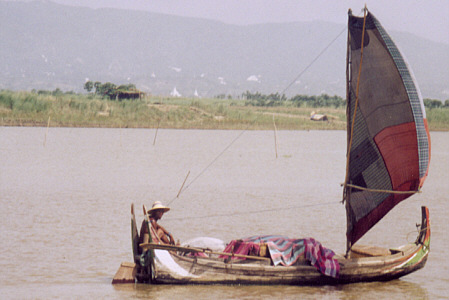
344;6;368;255
344;8;352;255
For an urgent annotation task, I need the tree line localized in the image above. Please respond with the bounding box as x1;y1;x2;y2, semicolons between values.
84;81;144;100
242;91;449;109
242;91;345;108
424;98;449;109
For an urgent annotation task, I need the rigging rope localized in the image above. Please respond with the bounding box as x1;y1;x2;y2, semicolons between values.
281;26;347;95
166;201;340;221
167;24;348;207
167;118;259;206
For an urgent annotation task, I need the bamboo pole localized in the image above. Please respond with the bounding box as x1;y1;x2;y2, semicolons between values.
177;171;190;198
119;124;122;147
344;183;422;195
43;116;51;147
344;5;367;256
272;114;278;158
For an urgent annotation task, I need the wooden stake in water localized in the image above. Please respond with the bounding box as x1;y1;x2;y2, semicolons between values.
153;119;161;146
119;124;123;148
43;116;51;147
272;114;278;158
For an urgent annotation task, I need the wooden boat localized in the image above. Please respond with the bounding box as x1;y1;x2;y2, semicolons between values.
122;206;430;285
113;7;431;285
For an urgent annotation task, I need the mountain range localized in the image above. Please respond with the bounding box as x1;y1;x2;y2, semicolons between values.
1;1;448;100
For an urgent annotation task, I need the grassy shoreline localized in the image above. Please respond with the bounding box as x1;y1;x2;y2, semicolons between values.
1;90;449;131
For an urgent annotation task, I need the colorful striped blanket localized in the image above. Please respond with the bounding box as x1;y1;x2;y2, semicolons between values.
222;235;339;278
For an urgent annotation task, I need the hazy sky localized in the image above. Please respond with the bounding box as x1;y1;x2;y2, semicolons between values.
42;0;449;45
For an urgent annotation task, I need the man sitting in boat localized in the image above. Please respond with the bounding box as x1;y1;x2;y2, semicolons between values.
140;201;175;246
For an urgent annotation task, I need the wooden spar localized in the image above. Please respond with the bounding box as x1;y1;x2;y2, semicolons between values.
344;183;421;195
140;242;271;261
344;6;368;255
344;11;352;257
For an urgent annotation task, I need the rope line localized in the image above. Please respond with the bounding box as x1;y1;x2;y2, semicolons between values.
167;118;259;206
165;201;340;221
280;25;347;95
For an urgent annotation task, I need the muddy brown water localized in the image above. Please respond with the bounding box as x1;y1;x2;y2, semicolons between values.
0;127;447;299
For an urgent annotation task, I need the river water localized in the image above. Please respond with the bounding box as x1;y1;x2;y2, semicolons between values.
0;127;447;299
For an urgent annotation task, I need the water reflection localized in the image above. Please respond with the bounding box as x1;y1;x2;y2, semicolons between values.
110;280;428;300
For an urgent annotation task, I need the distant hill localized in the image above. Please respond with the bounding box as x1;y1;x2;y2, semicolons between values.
1;1;448;100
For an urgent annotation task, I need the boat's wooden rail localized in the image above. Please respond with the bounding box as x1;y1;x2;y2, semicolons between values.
140;242;272;262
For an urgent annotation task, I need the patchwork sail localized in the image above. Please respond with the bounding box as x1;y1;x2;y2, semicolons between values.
344;10;431;248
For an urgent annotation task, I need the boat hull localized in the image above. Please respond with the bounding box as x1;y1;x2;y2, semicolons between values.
136;206;430;285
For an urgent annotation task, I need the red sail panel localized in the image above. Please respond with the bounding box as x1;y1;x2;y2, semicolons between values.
375;122;420;193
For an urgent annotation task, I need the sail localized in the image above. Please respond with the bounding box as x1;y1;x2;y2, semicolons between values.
345;10;430;247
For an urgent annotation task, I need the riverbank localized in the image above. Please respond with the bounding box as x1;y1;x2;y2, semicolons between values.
1;90;448;130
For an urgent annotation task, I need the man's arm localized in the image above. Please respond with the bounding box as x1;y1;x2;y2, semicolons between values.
152;220;174;244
